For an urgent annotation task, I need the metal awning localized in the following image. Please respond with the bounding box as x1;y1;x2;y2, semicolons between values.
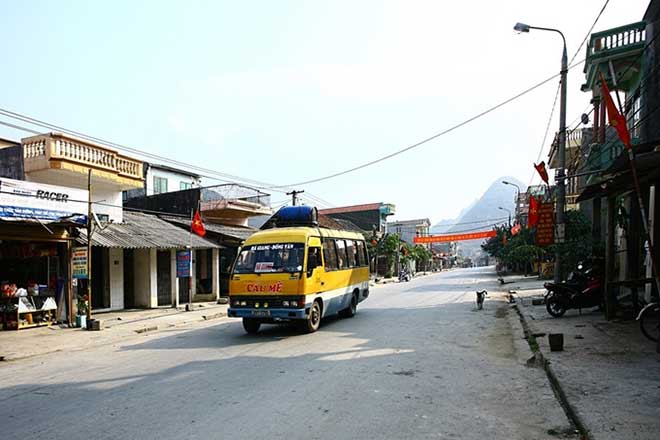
76;211;221;249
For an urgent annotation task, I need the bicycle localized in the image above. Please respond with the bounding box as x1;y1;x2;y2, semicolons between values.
637;301;660;342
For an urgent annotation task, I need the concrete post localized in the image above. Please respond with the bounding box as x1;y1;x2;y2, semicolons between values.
212;248;220;300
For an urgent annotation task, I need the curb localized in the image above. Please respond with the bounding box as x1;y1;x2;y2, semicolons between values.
513;303;591;440
1;309;230;362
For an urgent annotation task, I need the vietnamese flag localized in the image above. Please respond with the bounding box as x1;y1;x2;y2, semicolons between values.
534;161;549;185
598;71;631;150
191;209;206;237
528;196;539;228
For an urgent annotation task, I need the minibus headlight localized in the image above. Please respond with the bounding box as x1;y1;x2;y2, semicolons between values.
282;300;290;307
290;300;298;308
240;301;247;307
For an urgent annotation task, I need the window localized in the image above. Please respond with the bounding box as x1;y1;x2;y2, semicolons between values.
153;176;168;194
323;239;339;271
233;243;305;274
336;240;348;270
345;240;357;267
356;241;366;266
180;181;192;190
360;241;369;266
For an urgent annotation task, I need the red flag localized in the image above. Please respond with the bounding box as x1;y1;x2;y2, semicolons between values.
511;224;521;236
534;161;549;185
191;209;206;237
598;71;631;150
528;196;539;228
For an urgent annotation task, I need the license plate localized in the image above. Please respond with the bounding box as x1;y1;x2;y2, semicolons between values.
251;310;271;317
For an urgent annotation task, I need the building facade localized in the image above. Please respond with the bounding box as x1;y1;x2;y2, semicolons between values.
0;132;221;320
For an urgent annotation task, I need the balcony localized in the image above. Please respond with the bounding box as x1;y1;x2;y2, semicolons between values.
548;128;592;169
582;21;646;93
22;133;143;190
200;184;272;225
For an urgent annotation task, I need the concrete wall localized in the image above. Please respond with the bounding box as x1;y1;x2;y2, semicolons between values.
109;248;124;310
94;188;123;223
133;248;158;308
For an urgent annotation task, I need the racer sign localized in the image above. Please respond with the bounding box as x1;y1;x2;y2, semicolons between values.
413;230;497;244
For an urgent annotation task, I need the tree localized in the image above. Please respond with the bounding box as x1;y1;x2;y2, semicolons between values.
548;209;593;276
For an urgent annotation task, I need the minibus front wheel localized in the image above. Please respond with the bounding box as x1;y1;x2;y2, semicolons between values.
242;318;261;334
302;300;322;333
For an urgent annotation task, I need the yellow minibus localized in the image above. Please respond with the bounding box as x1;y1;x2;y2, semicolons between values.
228;206;370;334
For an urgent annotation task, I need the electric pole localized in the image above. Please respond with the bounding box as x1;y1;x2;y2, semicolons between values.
286;190;304;206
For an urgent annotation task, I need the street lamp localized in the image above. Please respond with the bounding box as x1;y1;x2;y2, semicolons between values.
502;180;521;222
498;207;512;227
514;21;567;284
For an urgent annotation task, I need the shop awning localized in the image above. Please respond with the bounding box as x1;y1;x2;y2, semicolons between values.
76;211;221;249
159;215;256;242
577;149;660;202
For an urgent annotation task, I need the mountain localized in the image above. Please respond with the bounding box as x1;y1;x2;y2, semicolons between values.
431;176;526;257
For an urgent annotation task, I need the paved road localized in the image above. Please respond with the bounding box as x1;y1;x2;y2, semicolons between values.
0;267;576;439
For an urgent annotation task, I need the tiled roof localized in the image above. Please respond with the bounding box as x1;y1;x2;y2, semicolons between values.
160;215;256;241
76;211;220;249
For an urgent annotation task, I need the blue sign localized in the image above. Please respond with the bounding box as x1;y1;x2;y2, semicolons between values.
176;250;191;277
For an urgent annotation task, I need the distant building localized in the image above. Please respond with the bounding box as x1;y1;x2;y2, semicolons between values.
387;218;431;245
123;162;201;202
318;202;395;234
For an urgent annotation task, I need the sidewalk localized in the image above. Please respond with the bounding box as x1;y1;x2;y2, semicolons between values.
0;302;229;362
506;274;660;440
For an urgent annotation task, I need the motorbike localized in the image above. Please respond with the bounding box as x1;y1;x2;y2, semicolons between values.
544;263;603;317
399;266;411;282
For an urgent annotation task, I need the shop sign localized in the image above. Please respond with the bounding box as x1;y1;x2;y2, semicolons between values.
176;250;191;277
72;247;88;279
0;177;88;224
535;203;555;247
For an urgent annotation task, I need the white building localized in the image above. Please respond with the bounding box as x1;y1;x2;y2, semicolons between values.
1;132;220;313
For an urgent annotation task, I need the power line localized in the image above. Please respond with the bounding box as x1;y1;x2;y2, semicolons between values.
271;59;586;189
0;107;334;207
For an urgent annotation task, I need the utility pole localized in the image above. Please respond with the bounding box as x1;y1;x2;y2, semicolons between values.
555;36;568;284
286;190;304;206
86;169;93;326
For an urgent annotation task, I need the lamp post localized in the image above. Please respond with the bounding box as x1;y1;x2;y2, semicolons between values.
498;207;512;227
502;180;521;223
514;22;567;284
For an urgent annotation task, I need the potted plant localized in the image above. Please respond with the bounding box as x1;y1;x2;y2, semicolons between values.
75;294;88;329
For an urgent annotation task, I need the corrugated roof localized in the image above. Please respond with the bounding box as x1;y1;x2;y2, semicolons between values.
159;215;256;241
77;211;220;249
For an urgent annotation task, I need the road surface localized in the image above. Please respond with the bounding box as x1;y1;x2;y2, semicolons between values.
0;267;576;439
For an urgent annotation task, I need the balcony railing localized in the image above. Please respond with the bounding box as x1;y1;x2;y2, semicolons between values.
586;22;646;62
22;133;143;181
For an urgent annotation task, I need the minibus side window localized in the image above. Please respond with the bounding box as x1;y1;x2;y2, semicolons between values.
356;241;366;266
336;239;348;270
346;240;357;267
323;239;339;271
361;241;369;266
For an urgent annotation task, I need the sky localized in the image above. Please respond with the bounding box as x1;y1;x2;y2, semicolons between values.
0;0;652;223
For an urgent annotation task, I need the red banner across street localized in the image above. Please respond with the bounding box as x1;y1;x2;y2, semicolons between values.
413;230;497;244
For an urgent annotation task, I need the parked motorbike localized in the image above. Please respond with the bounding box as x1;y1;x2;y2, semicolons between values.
544;263;603;317
399;267;411;282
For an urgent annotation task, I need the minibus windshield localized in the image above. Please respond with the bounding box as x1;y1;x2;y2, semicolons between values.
233;243;305;274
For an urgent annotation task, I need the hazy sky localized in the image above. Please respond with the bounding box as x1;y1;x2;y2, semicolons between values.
0;0;651;223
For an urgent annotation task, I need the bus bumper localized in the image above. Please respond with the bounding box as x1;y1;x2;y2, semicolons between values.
227;308;307;320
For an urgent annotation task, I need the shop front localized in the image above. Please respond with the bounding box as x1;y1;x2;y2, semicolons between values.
0;178;87;329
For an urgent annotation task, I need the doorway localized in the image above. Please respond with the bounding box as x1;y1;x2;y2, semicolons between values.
156;250;172;306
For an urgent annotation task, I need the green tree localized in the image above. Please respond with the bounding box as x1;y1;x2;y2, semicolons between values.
548;209;593;276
